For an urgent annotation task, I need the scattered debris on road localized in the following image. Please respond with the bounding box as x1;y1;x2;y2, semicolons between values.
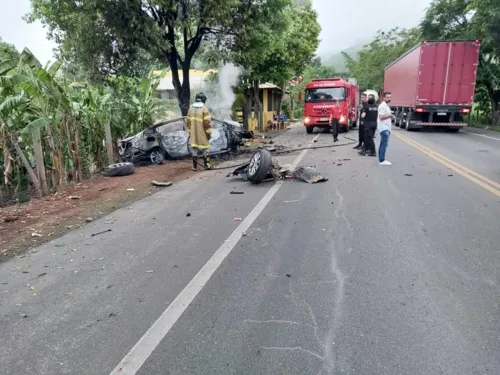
3;216;19;223
228;150;328;184
286;274;292;278
146;270;154;273
91;229;112;237
230;191;244;195
70;196;81;200
234;218;242;222
293;166;328;183
186;213;191;217
152;180;172;187
404;173;413;176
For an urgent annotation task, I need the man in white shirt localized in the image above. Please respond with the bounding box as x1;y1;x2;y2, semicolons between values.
377;92;395;165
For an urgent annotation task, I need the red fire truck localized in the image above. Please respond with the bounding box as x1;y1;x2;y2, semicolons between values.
301;77;359;134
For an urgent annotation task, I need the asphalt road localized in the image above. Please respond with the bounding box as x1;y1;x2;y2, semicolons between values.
1;125;500;375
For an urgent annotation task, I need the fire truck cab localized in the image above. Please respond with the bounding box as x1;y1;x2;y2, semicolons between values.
302;77;359;134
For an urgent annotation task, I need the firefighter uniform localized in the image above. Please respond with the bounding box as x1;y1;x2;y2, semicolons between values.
187;93;212;170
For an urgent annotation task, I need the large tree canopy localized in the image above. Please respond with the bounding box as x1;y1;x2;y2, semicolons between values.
226;3;320;129
28;0;289;115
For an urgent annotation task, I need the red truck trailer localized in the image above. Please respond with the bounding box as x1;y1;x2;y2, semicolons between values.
301;77;359;134
384;40;481;132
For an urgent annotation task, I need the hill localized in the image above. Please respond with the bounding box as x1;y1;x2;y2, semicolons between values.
322;42;367;72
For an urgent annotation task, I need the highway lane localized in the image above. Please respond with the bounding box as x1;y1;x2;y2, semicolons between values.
1;125;500;375
394;126;500;185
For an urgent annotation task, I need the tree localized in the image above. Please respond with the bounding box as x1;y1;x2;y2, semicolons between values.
28;0;290;115
342;28;421;91
0;38;20;61
228;3;320;129
420;0;500;123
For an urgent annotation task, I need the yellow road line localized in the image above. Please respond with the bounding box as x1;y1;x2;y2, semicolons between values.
393;131;500;197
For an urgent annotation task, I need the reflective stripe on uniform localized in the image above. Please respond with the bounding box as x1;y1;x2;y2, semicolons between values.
205;128;213;134
190;143;210;149
187;116;204;121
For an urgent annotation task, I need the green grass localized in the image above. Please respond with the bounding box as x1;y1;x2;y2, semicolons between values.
468;120;500;132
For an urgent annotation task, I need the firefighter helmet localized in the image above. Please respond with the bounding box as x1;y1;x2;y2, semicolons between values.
195;92;207;103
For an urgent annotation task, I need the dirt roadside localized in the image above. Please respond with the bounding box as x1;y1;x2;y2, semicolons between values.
0;129;291;262
0;160;199;262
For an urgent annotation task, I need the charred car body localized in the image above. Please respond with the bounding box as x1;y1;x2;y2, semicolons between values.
119;117;253;164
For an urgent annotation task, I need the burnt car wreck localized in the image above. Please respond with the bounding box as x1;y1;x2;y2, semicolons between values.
119;117;253;164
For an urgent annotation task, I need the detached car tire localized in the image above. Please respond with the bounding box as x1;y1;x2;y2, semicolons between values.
105;162;135;177
246;149;273;184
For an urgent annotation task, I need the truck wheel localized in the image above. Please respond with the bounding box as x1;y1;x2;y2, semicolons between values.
405;113;412;131
105;162;135;177
246;149;273;184
398;113;405;128
306;126;314;134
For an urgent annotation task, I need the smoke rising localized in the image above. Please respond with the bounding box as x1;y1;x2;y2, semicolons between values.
206;63;242;121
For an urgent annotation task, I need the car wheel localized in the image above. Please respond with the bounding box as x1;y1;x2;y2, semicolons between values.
105;162;135;177
246;149;273;184
122;150;134;163
149;147;166;164
306;126;314;134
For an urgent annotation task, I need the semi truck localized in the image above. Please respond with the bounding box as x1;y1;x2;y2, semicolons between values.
383;40;481;132
301;77;359;134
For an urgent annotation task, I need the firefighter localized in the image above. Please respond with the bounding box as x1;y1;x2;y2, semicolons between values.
354;92;367;149
187;92;212;170
329;101;341;142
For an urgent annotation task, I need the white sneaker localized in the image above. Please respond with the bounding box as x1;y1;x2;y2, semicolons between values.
379;160;392;166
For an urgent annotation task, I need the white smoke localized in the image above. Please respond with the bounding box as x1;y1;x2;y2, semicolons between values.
206;62;242;121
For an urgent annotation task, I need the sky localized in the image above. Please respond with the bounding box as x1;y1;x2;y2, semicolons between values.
0;0;57;64
312;0;433;57
0;0;432;65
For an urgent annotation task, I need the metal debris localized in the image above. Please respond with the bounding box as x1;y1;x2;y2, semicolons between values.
91;229;112;237
152;180;172;187
292;166;328;183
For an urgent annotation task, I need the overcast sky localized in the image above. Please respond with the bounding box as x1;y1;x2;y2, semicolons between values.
0;0;432;64
312;0;433;56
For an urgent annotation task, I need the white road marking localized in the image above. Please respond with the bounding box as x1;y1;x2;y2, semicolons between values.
463;130;500;141
109;133;321;375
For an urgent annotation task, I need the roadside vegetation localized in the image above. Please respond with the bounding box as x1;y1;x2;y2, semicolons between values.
0;1;320;207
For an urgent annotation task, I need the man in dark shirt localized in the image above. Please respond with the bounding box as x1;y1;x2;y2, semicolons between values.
354;92;367;149
359;94;378;157
329;101;341;142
